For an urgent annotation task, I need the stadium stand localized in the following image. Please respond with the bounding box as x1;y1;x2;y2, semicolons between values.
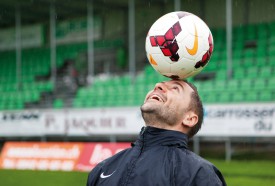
0;39;124;110
71;22;275;107
0;21;275;110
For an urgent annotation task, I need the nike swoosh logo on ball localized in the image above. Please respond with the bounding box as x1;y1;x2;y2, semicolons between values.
100;171;116;179
186;24;198;56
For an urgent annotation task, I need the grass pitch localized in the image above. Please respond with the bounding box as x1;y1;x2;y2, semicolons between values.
0;160;275;186
212;160;275;186
0;169;88;186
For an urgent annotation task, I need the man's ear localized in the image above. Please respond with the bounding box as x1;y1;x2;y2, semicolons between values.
182;111;198;128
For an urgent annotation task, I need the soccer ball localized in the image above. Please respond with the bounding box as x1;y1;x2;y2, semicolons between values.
145;11;214;79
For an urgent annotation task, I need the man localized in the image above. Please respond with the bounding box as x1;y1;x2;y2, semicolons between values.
87;79;226;186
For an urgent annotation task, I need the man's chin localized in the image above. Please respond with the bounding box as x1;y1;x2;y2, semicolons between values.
140;102;159;113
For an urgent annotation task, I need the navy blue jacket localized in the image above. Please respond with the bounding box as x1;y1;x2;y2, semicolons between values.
87;126;226;186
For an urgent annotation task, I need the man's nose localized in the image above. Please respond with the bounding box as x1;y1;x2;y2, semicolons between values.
154;82;166;92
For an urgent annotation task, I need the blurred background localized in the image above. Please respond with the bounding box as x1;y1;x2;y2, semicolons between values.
0;0;275;185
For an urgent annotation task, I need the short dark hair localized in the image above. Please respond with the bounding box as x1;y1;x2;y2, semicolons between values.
183;80;204;138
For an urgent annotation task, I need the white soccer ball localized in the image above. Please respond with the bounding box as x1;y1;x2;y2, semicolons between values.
145;11;214;79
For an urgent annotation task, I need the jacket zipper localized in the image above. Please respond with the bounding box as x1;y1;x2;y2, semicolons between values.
122;126;146;186
139;126;146;156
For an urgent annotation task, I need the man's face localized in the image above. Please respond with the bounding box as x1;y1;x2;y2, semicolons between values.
140;79;194;126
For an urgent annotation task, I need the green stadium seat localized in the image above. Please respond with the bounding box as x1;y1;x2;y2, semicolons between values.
232;91;245;102
255;57;268;67
266;77;275;91
253;78;267;90
219;50;227;61
122;75;132;84
242;57;255;68
233;26;245;41
257;37;268;45
269;56;275;66
201;81;214;93
217;92;231;103
240;79;253;91
246;67;258;79
73;99;85;108
2;101;16;110
21;91;39;102
203;93;217;103
227;80;239;91
144;65;155;76
256;48;267;59
218;59;227;69
269;45;275;52
84;99;96;108
243;49;255;59
267;49;275;57
233;41;244;50
259;67;273;78
233;50;243;59
259;91;273;102
135;74;146;85
8;101;24;110
76;88;90;98
269;36;275;45
0;103;5;110
104;97;116;107
246;25;257;40
53;99;64;109
213;80;227;92
136;92;146;105
216;69;228;80
232;57;242;68
212;28;226;43
233;68;246;79
245;91;258;102
257;23;268;36
204;63;216;72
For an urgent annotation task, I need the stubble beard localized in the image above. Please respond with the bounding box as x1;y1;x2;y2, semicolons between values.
140;102;178;127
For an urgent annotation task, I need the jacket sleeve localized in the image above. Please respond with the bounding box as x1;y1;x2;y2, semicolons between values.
86;163;103;186
193;165;227;186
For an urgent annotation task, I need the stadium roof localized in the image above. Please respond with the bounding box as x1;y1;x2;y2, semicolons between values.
0;0;136;28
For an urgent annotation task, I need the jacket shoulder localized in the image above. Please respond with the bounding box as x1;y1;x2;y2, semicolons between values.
175;149;227;185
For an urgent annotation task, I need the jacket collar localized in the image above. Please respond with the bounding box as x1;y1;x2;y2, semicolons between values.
132;126;188;149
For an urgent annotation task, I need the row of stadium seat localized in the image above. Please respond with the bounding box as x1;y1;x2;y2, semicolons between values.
202;90;273;103
1;70;273;110
0;81;53;93
196;78;275;92
72;22;275;107
212;21;275;42
0;22;275;110
0;90;40;101
72;69;275;108
0;39;124;110
71;18;275;107
0;82;54;110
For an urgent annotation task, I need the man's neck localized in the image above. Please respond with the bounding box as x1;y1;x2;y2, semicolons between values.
145;121;185;133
